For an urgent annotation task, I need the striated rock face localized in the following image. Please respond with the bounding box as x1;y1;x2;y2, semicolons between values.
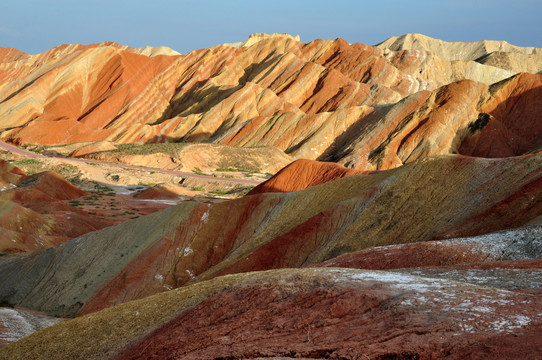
319;225;542;269
334;73;542;170
0;33;536;165
1;154;541;317
1;268;540;360
248;159;368;194
458;73;542;158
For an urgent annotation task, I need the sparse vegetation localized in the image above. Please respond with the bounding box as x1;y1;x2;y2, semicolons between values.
192;167;206;175
210;189;230;195
468;113;491;133
191;186;205;191
102;142;189;158
53;163;79;180
12;158;41;165
93;183;113;192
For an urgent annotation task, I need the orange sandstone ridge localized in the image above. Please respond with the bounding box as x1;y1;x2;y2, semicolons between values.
1;34;540;171
247;159;369;194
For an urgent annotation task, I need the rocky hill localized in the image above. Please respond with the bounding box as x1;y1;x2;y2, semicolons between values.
1;154;540;318
1;33;539;165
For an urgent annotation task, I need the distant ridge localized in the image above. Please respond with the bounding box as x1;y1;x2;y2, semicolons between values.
0;33;540;168
376;33;541;61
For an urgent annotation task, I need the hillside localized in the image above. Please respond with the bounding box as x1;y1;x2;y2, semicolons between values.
1;34;538;161
1;154;540;318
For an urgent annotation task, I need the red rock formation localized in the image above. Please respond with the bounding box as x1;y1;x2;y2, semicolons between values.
317;225;542;270
0;34;529;165
336;73;542;170
133;184;183;200
459;72;542;157
248;159;368;194
0;163;176;253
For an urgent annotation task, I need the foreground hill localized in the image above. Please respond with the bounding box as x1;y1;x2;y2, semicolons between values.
1;154;540;317
1;267;540;359
2;33;539;167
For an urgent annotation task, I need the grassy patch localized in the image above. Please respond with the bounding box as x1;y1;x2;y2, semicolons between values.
12;158;41;165
192;167;206;175
190;186;205;191
103;142;189;158
210;189;230;195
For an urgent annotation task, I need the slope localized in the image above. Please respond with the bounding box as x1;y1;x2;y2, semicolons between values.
1;153;541;317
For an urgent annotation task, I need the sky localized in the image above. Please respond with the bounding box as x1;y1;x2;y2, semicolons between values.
1;0;541;55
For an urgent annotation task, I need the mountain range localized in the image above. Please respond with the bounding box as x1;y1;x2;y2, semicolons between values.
0;33;541;359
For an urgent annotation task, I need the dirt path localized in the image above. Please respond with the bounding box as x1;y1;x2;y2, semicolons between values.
0;140;262;186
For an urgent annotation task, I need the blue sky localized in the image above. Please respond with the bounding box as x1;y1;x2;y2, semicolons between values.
1;0;541;54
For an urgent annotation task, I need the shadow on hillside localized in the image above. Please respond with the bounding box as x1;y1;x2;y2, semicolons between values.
457;81;542;158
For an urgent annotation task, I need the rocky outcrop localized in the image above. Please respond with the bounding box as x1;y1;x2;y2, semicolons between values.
81;143;293;173
318;224;542;270
1;268;540;360
68;142;118;157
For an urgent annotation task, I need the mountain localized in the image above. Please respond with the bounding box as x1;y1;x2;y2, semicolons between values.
1;33;537;164
376;33;541;61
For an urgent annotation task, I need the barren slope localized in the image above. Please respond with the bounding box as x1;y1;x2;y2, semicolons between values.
1;268;540;360
1;154;541;317
0;33;529;164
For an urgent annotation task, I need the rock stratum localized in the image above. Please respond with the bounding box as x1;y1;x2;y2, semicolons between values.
1;33;541;171
1;33;542;358
1;268;541;360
